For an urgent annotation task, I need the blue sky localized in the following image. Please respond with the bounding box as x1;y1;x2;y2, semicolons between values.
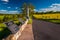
0;0;60;14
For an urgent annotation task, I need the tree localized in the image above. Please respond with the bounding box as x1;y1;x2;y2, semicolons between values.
21;3;27;17
21;3;35;17
28;3;35;16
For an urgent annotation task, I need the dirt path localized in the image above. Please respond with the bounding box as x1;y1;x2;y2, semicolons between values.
32;19;60;40
18;24;34;40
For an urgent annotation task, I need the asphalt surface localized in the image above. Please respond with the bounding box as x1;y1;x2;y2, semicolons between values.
32;19;60;40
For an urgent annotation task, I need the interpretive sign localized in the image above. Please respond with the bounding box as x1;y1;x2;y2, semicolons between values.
19;18;25;24
4;21;19;34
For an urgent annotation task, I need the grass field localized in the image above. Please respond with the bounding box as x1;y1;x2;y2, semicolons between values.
33;13;60;24
28;18;32;24
33;13;60;19
0;14;23;40
0;23;11;40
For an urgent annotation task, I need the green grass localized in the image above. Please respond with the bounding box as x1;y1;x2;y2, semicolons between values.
28;18;32;24
0;27;11;40
0;23;6;27
0;23;6;32
0;23;11;40
0;20;21;40
44;19;60;24
0;21;21;40
0;27;3;30
33;15;60;24
0;16;4;19
0;14;20;40
0;14;29;40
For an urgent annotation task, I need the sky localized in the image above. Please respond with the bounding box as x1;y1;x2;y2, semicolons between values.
0;0;60;14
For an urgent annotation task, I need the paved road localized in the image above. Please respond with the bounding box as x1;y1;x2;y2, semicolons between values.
32;19;60;40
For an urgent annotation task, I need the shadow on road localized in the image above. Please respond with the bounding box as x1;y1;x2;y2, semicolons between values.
32;19;60;40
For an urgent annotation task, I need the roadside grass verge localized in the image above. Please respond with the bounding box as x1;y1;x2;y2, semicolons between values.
39;19;60;24
33;15;60;24
28;18;32;24
0;24;11;40
0;20;21;40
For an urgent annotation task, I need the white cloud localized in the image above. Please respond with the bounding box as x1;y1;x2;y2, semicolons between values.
0;10;7;11
52;3;60;6
39;3;60;12
0;10;8;13
34;9;38;12
8;11;19;14
1;0;9;2
0;10;19;14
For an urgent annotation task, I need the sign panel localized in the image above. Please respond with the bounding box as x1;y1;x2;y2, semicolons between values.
19;18;25;24
4;21;19;34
